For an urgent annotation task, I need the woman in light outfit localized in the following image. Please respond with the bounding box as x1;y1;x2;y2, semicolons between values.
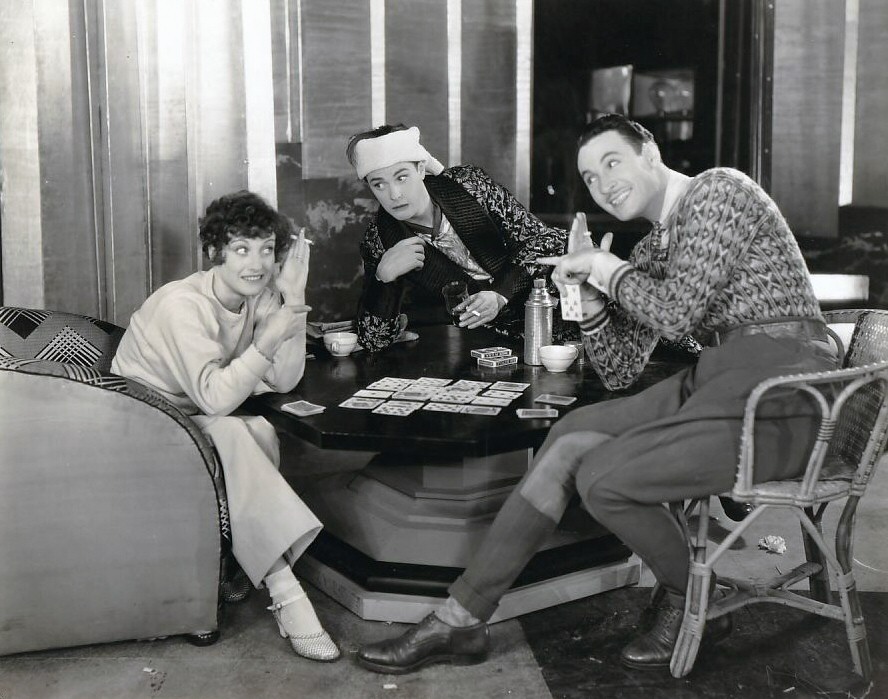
112;191;339;662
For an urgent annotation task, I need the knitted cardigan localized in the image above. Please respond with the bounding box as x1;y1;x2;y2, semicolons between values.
356;165;567;352
581;167;823;390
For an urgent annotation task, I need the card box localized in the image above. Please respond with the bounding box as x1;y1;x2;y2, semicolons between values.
477;355;518;368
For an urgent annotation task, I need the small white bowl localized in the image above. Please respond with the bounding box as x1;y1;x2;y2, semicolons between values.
538;344;578;372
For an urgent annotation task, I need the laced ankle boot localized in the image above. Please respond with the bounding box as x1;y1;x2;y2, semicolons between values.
621;593;732;669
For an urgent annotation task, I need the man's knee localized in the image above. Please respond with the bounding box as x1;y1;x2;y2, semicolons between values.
575;452;626;517
547;407;600;441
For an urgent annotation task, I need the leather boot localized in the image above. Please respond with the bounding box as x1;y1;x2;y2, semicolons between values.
357;614;489;674
620;602;732;669
719;496;754;522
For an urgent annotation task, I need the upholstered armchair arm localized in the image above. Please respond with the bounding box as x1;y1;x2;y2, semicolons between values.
0;357;218;473
0;357;224;654
734;360;888;506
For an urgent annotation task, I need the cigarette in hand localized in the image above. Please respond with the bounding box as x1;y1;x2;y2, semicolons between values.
290;233;314;245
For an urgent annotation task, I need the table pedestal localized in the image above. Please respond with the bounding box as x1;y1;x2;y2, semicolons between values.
293;448;639;623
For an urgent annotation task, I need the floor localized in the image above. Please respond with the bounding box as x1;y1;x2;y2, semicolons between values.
2;462;886;699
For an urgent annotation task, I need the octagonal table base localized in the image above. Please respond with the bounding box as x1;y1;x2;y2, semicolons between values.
293;448;640;623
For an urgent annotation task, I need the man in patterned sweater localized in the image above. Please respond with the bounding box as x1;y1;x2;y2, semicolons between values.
357;114;837;674
346;124;567;351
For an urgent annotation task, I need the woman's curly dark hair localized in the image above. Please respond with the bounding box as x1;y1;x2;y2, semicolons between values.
199;190;294;264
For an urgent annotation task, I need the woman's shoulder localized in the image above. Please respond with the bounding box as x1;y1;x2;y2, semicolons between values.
143;272;216;319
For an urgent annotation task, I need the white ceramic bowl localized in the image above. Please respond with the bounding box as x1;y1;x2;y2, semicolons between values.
538;344;578;372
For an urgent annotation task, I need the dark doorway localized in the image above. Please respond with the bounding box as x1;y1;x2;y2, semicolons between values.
532;0;758;233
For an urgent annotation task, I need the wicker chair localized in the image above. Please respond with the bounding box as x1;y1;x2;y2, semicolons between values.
669;309;888;680
0;306;236;655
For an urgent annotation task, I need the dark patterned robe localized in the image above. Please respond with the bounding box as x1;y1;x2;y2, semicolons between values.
356;165;568;351
580;168;823;389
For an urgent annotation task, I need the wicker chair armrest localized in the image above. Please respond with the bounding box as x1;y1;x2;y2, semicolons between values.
735;359;888;497
821;309;871;326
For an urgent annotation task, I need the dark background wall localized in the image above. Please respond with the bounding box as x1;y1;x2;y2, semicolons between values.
531;0;721;217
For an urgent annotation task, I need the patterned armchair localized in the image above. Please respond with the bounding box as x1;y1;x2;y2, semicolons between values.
0;306;227;655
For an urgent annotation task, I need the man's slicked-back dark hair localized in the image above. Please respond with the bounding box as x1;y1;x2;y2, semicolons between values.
577;113;655;154
199;190;294;265
345;123;410;169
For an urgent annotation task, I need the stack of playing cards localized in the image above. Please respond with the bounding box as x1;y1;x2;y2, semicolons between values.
281;400;326;417
471;346;518;368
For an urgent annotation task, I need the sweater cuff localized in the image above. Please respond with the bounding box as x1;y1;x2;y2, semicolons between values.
579;308;610;335
244;344;273;375
607;262;635;302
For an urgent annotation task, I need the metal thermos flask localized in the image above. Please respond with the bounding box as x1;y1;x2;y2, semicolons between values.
523;279;557;365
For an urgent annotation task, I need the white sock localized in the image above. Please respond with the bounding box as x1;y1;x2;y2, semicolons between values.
263;566;324;637
435;596;482;627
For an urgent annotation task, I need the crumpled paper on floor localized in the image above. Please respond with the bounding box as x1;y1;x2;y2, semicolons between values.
758;534;787;554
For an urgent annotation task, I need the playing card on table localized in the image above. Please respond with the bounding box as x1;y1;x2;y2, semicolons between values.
462;405;501;416
422;402;465;413
339;396;385;409
490;381;530;392
281;400;325;417
387;400;424;409
373;401;421;416
516;407;559;419
482;390;523;401
471;396;512;407
534;393;578;406
391;388;438;401
560;283;584;321
366;377;415;390
450;379;491;390
431;389;478;403
412;377;452;386
354;389;394;398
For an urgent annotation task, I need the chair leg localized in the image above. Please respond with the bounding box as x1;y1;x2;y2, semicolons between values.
836;498;872;681
671;499;710;678
802;506;831;603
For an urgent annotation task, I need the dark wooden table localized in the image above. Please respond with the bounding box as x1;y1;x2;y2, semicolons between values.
246;324;687;623
247;324;682;456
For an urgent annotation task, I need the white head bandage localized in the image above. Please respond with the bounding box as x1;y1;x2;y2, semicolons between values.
353;126;445;179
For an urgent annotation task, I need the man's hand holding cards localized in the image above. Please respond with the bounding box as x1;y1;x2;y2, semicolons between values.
540;213;613;323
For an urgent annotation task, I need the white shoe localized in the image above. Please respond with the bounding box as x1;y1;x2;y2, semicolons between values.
268;593;340;662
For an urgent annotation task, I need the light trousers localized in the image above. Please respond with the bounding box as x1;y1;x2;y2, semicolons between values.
194;414;322;587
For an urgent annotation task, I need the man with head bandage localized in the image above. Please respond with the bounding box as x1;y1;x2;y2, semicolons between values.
346;124;568;351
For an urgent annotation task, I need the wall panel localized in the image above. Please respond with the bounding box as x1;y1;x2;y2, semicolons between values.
94;0;151;321
461;0;517;192
385;0;449;165
0;0;46;309
300;0;371;178
193;0;250;207
770;0;844;237
0;0;280;324
852;0;888;207
271;0;301;144
140;0;196;287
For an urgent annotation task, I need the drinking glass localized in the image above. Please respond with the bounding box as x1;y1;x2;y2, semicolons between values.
441;281;469;326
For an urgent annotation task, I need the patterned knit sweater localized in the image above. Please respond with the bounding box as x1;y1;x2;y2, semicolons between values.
583;167;823;390
357;165;567;351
